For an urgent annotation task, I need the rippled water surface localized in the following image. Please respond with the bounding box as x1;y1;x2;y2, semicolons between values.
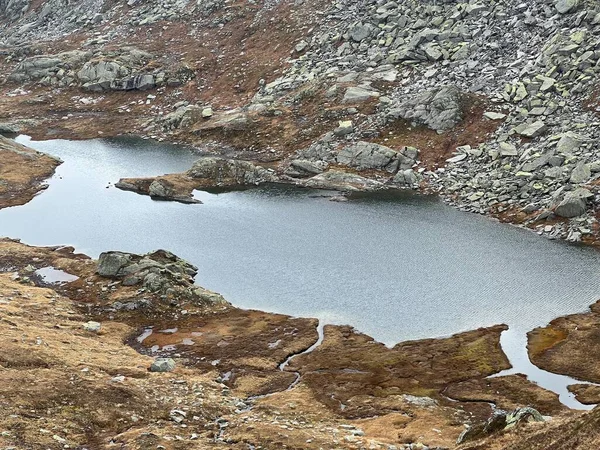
3;136;600;407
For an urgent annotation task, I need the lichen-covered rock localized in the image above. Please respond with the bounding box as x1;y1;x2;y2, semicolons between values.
302;170;384;192
388;86;464;132
554;188;593;218
457;407;544;444
150;357;176;372
96;249;226;305
187;156;276;186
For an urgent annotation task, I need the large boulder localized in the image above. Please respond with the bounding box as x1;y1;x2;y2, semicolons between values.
569;162;591;184
336;141;418;173
187;157;276;186
97;249;228;306
457;407;544;444
555;0;580;14
285;159;328;177
302;170;384;192
342;86;380;103
388;86;464;132
554;188;593;218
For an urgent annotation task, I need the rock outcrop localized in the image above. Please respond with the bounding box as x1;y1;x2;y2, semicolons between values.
97;249;227;305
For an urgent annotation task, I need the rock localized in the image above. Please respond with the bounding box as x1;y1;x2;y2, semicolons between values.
97;252;131;278
187;157;276;186
556;132;584;154
447;153;467;163
286;159;327;177
150;358;176;372
82;321;101;332
294;40;308;53
555;0;580;14
342;86;380;103
337;141;399;172
161;105;203;130
96;249;224;306
555;189;592;218
349;23;371;42
499;142;518;157
457;407;544;444
515;121;547;138
303;170;384;192
389;86;463;132
0;123;20;136
334;120;354;137
484;112;506;120
402;395;437;407
202;107;213;118
393;169;420;186
148;180;171;198
569;162;591;184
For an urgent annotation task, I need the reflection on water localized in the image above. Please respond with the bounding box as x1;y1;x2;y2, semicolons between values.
3;136;600;407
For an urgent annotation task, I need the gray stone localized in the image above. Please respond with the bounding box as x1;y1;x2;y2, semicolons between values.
337;141;399;172
515;121;547;138
389;86;463;132
569;162;591;184
286;159;327;177
342;86;380;103
555;189;591;218
187;157;276;186
499;142;517;157
82;321;101;332
150;358;176;372
393;169;420;186
556;132;584;154
303;170;384;192
484;112;506;120
349;24;371;42
555;0;580;14
97;252;131;277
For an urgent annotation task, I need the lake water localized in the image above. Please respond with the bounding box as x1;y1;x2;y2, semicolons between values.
3;135;600;408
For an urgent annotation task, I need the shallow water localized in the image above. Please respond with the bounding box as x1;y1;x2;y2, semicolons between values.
3;136;600;408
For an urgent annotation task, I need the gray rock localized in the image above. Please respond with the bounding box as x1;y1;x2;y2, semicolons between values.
515;121;547;138
555;0;580;14
556;132;584;154
337;141;399;172
342;86;380;103
82;321;101;332
389;86;463;132
555;189;592;218
393;169;420;186
97;252;131;277
349;24;371;42
499;142;518;157
150;358;176;372
0;123;19;136
569;162;591;184
187;157;276;186
286;159;327;177
303;170;384;192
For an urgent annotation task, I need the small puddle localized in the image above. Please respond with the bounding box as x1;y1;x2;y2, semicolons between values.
33;267;79;284
490;328;597;410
